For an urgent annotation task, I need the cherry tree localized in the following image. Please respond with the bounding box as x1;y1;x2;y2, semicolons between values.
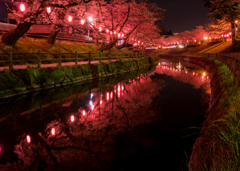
206;19;231;39
1;0;94;46
204;0;240;44
84;0;165;52
191;26;207;46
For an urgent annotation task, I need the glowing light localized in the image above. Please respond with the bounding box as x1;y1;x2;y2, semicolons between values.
202;76;204;79
20;3;26;12
207;76;209;79
204;37;208;40
70;115;75;122
82;110;86;116
194;40;196;42
229;32;232;35
221;34;224;37
111;92;113;98
89;100;92;105
68;16;72;22
91;105;94;110
193;72;195;75
122;34;124;37
118;85;120;92
100;100;102;104
203;72;206;76
122;86;124;91
88;17;93;22
80;19;85;25
209;37;212;40
106;29;109;33
26;135;31;143
90;93;93;98
186;71;188;73
227;34;229;37
106;92;109;100
51;128;55;135
46;7;51;13
114;31;116;34
118;33;121;38
99;27;102;32
110;31;113;35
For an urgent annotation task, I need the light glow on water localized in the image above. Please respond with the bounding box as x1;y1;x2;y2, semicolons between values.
26;135;31;143
51;128;55;135
70;115;75;122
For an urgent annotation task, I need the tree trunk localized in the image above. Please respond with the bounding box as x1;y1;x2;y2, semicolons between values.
231;22;236;45
47;29;60;45
1;22;32;46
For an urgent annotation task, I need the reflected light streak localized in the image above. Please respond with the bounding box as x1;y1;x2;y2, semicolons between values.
51;128;55;135
26;135;31;143
111;92;113;98
106;92;109;100
91;105;94;110
70;115;75;122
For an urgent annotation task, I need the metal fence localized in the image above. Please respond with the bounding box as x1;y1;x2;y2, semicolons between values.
200;53;240;81
0;51;147;70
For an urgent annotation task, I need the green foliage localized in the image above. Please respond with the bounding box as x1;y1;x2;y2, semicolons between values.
191;59;240;170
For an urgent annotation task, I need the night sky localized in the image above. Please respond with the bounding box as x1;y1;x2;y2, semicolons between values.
149;0;209;33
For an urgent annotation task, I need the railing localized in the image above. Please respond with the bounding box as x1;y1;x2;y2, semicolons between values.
0;51;148;70
200;53;240;78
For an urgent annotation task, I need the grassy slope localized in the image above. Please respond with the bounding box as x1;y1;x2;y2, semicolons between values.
0;36;132;54
190;58;240;170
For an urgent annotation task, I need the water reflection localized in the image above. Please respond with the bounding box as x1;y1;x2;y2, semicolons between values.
0;60;211;170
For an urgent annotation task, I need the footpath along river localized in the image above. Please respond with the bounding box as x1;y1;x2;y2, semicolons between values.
0;59;210;171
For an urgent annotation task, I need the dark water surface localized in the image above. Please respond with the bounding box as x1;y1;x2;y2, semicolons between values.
0;60;210;170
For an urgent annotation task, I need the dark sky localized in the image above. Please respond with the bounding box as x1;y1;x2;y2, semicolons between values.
149;0;210;33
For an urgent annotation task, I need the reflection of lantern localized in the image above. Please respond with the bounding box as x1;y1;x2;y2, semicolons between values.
51;128;55;135
70;115;75;122
106;92;109;100
26;135;31;143
91;105;94;110
82;110;86;116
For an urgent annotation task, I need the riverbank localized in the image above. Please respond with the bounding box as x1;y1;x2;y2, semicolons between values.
189;58;240;170
159;55;240;170
0;57;158;98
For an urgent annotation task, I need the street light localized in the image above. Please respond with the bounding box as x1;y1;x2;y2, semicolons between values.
87;16;93;38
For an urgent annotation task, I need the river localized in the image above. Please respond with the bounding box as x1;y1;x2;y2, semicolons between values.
0;59;210;170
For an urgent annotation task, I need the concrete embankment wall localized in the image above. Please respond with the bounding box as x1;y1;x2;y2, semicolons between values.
159;55;230;170
0;57;158;98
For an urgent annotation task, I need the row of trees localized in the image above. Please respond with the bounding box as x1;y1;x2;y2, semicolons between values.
155;0;240;46
1;0;165;51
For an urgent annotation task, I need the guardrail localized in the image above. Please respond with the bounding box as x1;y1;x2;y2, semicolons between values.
0;51;147;70
200;53;240;79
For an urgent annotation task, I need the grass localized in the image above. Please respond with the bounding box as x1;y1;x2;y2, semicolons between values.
0;36;133;66
190;58;240;170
